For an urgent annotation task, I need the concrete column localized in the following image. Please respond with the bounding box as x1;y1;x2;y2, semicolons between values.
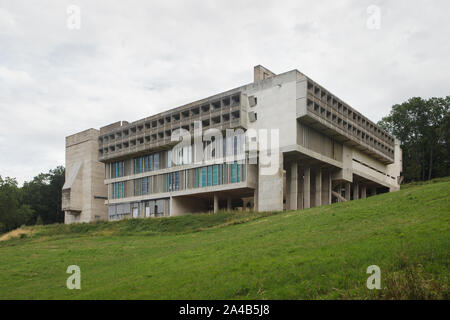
315;168;322;207
371;187;377;196
253;189;258;211
213;193;219;213
353;183;359;200
285;167;290;210
345;182;351;201
227;196;232;211
328;172;332;204
289;162;298;210
303;167;311;209
361;185;366;199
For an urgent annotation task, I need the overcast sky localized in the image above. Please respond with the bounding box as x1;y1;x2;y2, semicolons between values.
0;0;449;184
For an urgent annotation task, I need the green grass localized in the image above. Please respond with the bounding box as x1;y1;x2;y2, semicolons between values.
0;179;449;299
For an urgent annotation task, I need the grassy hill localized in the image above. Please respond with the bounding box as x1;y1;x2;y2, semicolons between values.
0;178;448;299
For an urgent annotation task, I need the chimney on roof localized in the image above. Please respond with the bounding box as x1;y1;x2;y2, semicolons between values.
254;65;276;82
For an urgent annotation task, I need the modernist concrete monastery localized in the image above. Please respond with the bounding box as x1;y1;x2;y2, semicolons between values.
62;65;402;223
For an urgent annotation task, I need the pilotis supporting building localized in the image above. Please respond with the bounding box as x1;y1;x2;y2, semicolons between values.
62;65;402;223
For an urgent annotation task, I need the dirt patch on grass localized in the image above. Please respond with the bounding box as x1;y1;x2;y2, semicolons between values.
0;228;33;242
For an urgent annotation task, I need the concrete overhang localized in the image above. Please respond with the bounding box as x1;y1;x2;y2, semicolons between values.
281;144;343;169
297;113;394;164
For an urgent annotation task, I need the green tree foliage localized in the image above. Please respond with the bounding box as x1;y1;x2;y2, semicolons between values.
22;166;65;225
378;96;450;182
0;176;34;233
0;166;65;233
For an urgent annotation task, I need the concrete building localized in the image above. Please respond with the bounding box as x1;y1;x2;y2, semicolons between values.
63;65;402;223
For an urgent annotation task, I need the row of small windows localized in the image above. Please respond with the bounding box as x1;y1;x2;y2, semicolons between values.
131;162;246;197
108;199;168;221
98;113;241;157
306;81;394;144
307;99;394;157
111;182;125;199
133;153;160;174
108;136;245;179
98;94;241;146
111;161;124;178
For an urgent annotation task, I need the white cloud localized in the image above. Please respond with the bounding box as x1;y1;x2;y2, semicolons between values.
0;7;16;35
0;65;33;85
0;0;449;184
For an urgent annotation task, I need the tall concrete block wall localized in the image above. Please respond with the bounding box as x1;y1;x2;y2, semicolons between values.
63;129;108;224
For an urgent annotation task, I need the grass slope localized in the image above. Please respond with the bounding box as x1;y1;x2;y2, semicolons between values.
0;179;448;299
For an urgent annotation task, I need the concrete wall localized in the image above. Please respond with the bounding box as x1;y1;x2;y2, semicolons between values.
170;196;210;216
64;129;108;224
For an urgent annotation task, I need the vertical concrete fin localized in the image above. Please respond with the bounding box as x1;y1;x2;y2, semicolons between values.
254;65;276;82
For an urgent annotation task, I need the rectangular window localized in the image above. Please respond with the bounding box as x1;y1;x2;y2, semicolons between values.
112;161;124;178
202;167;207;187
154;153;160;170
207;166;212;186
212;165;218;186
112;182;125;199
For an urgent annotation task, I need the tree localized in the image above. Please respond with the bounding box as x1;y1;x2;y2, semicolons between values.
22;166;65;225
378;96;450;182
0;176;34;233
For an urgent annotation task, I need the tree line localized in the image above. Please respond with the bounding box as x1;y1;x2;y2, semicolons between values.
0;166;65;233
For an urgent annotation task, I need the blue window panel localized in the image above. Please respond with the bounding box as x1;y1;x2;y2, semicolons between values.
231;163;237;183
207;166;212;186
154;154;160;170
212;165;218;186
202;167;207;187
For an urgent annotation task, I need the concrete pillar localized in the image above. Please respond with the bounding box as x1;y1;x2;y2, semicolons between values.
345;182;351;201
289;162;298;210
253;189;258;211
353;183;359;200
227;196;232;211
361;185;366;199
213;193;219;213
285;167;290;210
371;187;377;196
328;172;332;204
315;168;322;207
303;167;311;209
257;152;283;211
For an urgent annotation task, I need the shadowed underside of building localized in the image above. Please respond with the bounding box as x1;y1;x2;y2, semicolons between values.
62;65;402;223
